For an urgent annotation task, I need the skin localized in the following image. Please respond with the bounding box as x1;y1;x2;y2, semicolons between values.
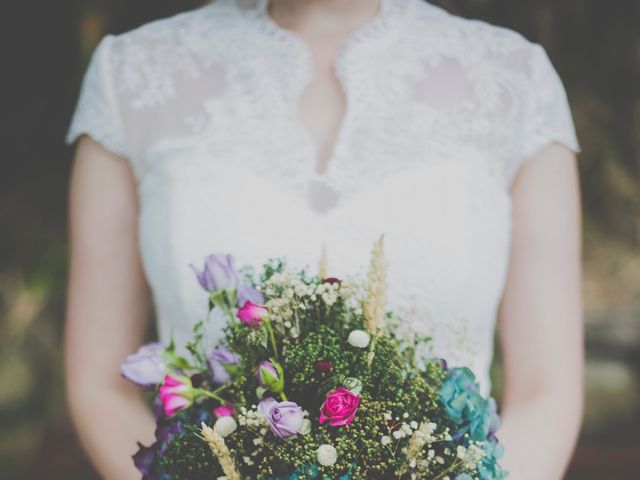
66;138;155;479
499;142;584;479
65;1;583;478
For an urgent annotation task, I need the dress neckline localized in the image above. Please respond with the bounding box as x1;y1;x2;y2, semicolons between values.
233;0;411;181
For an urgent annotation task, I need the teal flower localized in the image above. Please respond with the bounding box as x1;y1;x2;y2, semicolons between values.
477;439;508;479
439;367;501;442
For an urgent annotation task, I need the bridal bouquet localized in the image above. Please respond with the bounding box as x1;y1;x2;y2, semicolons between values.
123;237;507;479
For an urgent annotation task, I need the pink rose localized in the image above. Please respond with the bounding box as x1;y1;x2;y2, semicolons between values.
159;374;193;417
319;387;361;426
236;300;268;327
213;404;235;418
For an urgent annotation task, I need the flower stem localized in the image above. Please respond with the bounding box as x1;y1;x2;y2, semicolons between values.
431;459;464;480
265;319;279;361
195;388;226;403
280;391;288;401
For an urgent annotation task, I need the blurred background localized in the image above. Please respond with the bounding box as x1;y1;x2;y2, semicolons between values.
1;0;638;478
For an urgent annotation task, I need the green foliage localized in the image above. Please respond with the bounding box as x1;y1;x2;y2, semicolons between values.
159;424;222;479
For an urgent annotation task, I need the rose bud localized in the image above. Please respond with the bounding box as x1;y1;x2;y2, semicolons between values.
257;397;309;438
190;254;238;292
120;342;166;388
159;374;194;417
207;346;240;384
213;404;235;418
257;360;285;394
236;300;269;327
190;254;264;305
319;387;361;427
314;360;333;374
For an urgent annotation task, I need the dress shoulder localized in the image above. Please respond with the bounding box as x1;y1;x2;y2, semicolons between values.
408;1;581;188
66;1;235;168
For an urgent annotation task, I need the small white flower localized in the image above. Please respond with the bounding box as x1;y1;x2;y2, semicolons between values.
456;445;467;459
213;416;237;437
381;435;392;445
347;330;370;348
317;444;338;466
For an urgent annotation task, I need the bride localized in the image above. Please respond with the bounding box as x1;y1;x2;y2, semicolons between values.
64;0;584;478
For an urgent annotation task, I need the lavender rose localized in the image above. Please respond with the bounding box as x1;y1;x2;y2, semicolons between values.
191;254;264;305
208;346;240;384
120;343;166;388
257;360;285;395
257;397;307;438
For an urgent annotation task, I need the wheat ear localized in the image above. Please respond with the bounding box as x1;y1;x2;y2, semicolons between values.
318;242;328;279
199;423;241;480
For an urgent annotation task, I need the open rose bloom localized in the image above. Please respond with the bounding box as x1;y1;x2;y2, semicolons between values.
319;387;361;427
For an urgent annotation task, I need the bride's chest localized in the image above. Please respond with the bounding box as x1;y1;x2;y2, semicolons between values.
137;145;513;320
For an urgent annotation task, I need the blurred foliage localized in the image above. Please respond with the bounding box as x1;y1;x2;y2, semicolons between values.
0;0;639;479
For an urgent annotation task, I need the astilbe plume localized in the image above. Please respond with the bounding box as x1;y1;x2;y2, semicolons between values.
363;234;387;365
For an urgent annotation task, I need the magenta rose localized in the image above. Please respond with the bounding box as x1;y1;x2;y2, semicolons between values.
213;404;235;419
159;374;193;417
319;387;361;426
236;300;268;327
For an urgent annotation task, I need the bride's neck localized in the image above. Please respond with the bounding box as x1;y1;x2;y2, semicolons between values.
268;0;382;33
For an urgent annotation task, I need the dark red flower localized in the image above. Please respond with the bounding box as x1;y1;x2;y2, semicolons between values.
314;360;333;373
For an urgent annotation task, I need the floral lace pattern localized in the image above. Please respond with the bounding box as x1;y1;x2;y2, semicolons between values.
66;0;580;396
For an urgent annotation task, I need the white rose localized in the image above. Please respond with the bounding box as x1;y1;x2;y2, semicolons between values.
214;416;237;437
347;330;370;348
317;444;338;466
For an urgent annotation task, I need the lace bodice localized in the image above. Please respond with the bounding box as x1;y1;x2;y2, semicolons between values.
67;0;580;396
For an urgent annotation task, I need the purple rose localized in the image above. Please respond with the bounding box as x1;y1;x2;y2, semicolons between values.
120;343;166;388
191;254;238;292
257;360;285;394
191;253;264;305
258;397;305;438
208;346;240;384
237;301;269;327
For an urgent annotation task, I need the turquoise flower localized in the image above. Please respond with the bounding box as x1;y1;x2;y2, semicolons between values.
477;439;508;479
439;367;501;442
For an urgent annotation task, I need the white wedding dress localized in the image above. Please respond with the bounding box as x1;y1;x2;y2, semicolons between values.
67;0;580;396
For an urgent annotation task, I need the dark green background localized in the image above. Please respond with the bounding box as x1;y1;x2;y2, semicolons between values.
1;1;639;478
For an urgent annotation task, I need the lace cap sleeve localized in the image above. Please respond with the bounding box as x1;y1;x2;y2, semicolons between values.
508;43;581;187
66;36;129;159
